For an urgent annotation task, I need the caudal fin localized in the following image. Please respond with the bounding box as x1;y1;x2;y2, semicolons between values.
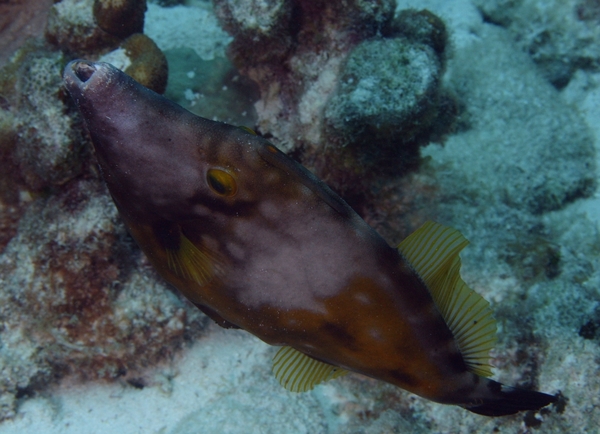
462;379;557;416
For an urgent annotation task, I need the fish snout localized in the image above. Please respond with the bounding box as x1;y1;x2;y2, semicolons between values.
63;60;97;91
63;60;118;98
70;60;97;83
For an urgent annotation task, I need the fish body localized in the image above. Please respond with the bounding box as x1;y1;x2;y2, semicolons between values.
63;60;556;415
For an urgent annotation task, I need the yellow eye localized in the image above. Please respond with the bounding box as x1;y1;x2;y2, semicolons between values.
206;168;237;197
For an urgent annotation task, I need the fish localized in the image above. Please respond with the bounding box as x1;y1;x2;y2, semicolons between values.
63;60;557;416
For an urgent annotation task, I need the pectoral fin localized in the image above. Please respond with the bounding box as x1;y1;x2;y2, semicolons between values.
165;229;223;287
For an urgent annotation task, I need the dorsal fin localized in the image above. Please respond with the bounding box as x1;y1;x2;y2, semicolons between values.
238;125;257;135
256;142;357;219
272;346;348;392
398;221;497;377
165;230;222;286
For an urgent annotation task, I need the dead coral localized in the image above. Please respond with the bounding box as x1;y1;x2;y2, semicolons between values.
0;41;87;192
213;1;453;211
46;0;119;55
213;0;396;152
214;0;294;70
0;178;207;420
0;7;185;420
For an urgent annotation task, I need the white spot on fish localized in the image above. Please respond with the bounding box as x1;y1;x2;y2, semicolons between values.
226;242;246;261
259;200;281;221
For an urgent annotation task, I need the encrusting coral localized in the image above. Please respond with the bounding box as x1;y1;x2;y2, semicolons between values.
322;26;447;174
0;41;87;192
46;0;120;55
213;1;454;210
46;0;148;53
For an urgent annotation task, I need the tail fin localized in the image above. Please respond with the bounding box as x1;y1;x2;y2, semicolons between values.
462;379;557;416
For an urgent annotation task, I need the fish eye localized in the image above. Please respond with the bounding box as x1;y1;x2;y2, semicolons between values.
206;168;237;197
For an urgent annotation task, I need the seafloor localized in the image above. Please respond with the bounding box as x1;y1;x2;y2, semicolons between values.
0;0;599;433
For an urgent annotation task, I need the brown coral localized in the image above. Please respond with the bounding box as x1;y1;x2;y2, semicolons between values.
93;0;147;39
121;33;168;94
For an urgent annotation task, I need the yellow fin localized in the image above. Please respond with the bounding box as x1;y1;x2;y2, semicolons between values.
239;125;257;135
273;346;348;392
398;221;497;377
165;230;221;286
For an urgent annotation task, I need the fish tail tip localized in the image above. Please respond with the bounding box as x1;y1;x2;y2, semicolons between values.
463;380;558;417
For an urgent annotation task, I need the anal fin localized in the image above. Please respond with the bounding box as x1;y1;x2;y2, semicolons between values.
273;346;348;392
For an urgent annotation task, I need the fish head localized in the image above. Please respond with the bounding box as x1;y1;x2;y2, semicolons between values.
63;60;283;223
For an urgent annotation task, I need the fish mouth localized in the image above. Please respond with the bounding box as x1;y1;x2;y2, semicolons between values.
63;60;114;97
70;60;96;83
63;60;99;90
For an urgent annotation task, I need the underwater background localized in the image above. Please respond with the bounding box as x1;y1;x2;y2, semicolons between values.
0;0;599;432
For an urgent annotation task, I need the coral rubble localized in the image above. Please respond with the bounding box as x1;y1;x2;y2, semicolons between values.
0;178;206;420
472;0;600;88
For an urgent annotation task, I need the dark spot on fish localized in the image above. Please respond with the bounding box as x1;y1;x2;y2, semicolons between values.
388;369;416;387
153;221;180;250
394;261;441;310
320;322;356;347
446;350;469;374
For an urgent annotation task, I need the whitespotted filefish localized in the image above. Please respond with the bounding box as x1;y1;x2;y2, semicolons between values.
63;60;556;416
